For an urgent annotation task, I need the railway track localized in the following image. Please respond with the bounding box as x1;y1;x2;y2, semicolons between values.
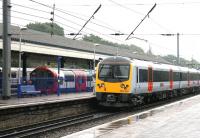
0;91;199;138
0;111;119;138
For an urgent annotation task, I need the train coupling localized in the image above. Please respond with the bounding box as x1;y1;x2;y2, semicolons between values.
106;94;116;102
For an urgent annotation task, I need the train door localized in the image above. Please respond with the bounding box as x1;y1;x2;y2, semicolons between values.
187;71;190;87
148;67;153;92
169;69;173;90
74;71;87;92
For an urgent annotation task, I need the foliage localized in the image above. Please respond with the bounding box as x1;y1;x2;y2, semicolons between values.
82;34;144;54
162;54;200;68
27;22;64;36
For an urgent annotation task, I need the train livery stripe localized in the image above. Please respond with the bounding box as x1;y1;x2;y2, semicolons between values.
148;66;153;92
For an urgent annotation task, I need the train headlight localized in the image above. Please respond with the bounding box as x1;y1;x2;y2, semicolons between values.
120;84;125;89
97;83;104;88
120;84;129;90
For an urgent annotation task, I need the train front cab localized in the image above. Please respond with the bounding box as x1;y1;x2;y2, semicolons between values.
30;67;58;94
95;62;132;106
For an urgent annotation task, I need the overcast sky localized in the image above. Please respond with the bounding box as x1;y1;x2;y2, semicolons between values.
1;0;200;61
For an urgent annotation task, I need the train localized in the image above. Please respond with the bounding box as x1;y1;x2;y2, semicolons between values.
30;66;94;94
95;56;200;107
0;68;34;94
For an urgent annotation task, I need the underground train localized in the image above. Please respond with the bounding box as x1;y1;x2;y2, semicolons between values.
95;56;200;107
30;66;94;94
0;68;34;93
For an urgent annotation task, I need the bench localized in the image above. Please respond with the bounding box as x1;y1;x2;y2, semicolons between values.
18;85;41;97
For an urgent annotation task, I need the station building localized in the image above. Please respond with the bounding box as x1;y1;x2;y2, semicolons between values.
0;24;169;71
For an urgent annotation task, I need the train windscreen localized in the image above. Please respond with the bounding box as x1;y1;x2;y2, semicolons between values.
98;64;130;82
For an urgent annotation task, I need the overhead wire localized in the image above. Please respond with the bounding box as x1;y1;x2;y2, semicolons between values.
1;7;200;37
107;0;144;16
26;0;125;43
27;0;122;33
11;9;50;20
1;0;200;60
9;2;120;33
53;1;200;6
107;0;173;33
56;8;120;33
10;2;50;14
0;6;83;34
7;1;200;44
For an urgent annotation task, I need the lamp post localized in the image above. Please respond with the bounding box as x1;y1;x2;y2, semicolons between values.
18;27;27;84
173;60;176;65
93;44;99;71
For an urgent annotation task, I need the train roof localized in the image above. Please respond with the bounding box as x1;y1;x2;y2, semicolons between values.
32;66;93;74
100;56;132;64
100;56;200;73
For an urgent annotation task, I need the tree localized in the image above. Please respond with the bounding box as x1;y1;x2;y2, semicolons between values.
82;34;144;54
162;54;200;68
27;22;64;36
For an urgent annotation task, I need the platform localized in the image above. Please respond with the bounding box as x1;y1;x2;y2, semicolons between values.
64;94;200;138
0;92;94;110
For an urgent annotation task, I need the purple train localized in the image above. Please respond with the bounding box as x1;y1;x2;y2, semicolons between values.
30;66;94;94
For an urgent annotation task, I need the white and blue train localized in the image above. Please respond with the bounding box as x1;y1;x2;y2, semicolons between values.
30;66;94;94
95;56;200;107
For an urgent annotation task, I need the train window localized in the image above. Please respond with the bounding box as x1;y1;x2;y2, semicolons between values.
196;74;199;80
191;73;198;80
187;72;190;80
190;73;194;80
136;67;139;83
181;73;187;81
153;70;169;82
139;69;148;82
173;72;180;81
65;75;74;81
114;65;129;79
163;71;169;81
195;73;198;80
98;64;130;82
153;70;160;82
99;64;113;78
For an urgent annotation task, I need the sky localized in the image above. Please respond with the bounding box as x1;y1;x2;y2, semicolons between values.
1;0;200;61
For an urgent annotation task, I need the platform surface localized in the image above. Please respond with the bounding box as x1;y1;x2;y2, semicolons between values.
64;94;200;138
0;92;94;109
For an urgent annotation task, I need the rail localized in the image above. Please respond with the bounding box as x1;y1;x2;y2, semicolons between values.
0;90;199;138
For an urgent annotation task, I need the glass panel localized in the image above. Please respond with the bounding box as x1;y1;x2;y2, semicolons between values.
114;65;129;79
99;64;113;78
98;64;130;82
139;69;148;82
